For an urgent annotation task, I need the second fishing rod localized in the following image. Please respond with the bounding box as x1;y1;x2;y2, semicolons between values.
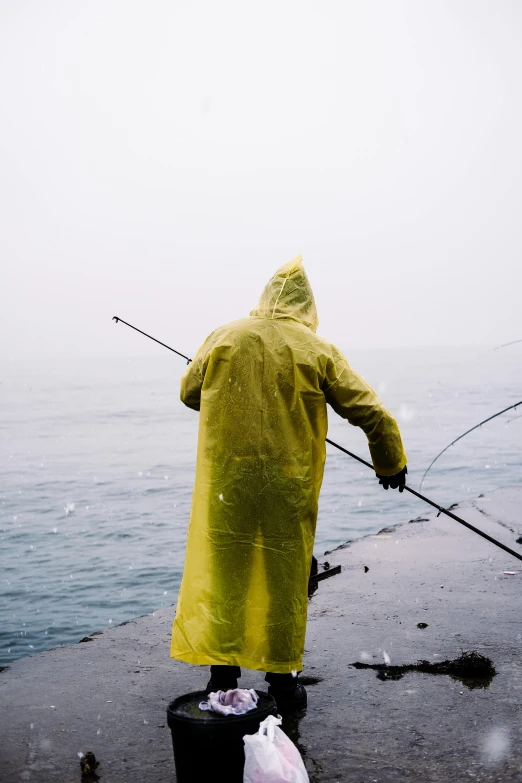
112;315;522;564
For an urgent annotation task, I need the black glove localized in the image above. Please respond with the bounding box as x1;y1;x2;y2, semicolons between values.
376;465;407;492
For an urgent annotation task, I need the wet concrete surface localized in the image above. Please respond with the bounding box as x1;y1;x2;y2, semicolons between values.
1;486;521;782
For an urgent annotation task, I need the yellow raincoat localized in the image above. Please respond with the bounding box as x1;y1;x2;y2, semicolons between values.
171;256;406;673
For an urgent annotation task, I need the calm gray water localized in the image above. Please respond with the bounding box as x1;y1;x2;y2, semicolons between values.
1;346;521;666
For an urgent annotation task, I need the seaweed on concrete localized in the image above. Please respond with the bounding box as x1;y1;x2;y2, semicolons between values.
351;651;496;689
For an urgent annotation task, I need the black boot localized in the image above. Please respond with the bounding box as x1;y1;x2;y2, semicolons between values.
265;672;307;712
206;665;241;693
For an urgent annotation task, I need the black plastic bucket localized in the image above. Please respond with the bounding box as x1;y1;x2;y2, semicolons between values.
167;690;277;782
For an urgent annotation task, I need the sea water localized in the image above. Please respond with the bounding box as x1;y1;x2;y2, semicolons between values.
1;346;521;665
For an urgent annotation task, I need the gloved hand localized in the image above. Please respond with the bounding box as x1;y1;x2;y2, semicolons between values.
376;465;407;492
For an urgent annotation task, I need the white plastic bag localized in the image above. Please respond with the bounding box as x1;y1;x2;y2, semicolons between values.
243;715;309;783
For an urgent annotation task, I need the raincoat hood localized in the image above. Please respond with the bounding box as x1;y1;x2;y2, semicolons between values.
250;255;319;333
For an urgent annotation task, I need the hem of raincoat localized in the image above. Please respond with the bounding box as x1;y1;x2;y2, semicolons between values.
372;454;408;477
170;649;303;675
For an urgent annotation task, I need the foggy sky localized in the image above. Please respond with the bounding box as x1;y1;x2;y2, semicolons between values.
1;0;521;361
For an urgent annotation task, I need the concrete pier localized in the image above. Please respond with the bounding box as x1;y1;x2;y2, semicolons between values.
2;486;521;782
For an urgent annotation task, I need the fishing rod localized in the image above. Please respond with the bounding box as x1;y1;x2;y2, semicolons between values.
326;439;522;563
494;338;522;351
112;316;191;363
113;316;522;564
419;401;522;491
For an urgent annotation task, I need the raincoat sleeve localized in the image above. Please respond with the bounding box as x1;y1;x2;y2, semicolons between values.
180;341;211;411
323;346;407;476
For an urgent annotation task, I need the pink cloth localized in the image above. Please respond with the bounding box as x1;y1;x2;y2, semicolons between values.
199;688;259;716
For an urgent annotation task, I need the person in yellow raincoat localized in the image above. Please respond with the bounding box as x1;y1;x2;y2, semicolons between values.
171;256;407;710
